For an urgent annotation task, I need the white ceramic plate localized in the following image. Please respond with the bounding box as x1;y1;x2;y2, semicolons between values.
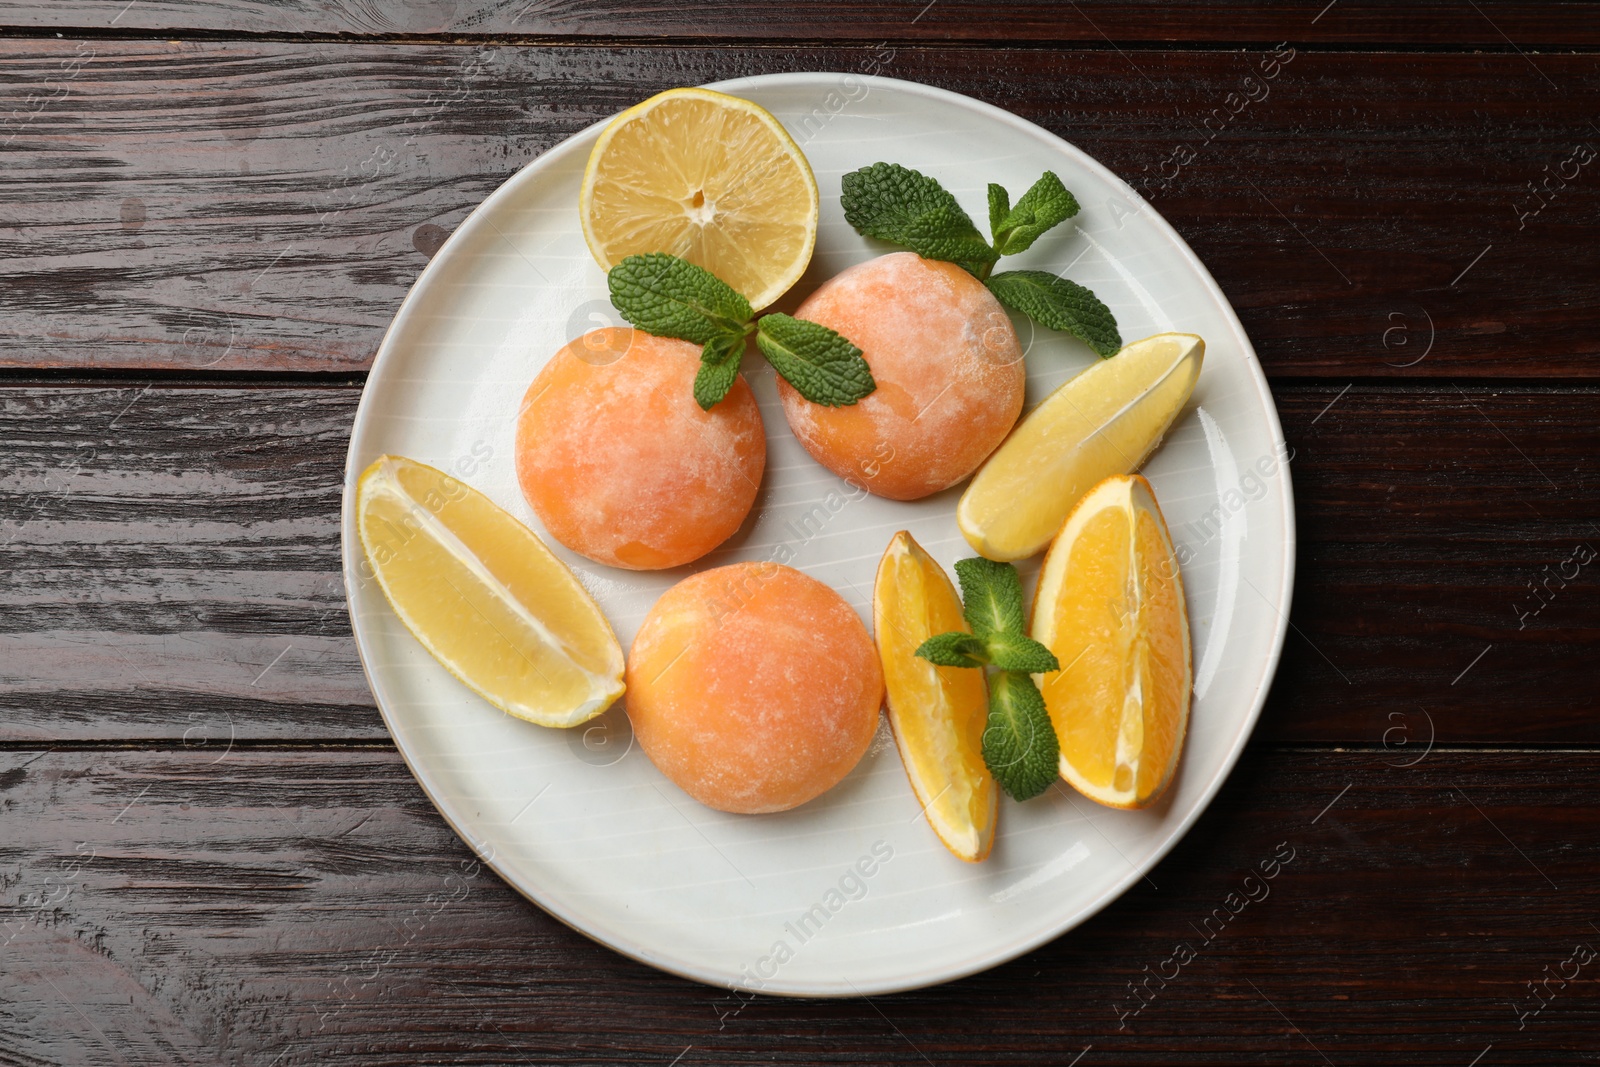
341;73;1295;997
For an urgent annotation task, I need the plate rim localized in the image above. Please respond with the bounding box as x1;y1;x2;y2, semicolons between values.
339;70;1297;998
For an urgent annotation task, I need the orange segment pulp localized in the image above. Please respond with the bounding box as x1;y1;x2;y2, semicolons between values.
873;531;998;861
1031;475;1191;808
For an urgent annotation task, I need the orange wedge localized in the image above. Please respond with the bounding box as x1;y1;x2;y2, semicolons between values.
1031;475;1191;808
873;531;998;861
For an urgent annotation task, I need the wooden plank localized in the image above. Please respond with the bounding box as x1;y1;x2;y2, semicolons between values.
2;382;1597;744
0;384;373;741
2;0;1597;46
1;41;1596;376
1268;384;1600;744
0;745;1595;1063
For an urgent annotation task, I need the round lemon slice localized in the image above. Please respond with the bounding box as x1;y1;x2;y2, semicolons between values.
356;455;625;728
873;531;998;862
1031;475;1191;809
957;332;1204;562
579;87;819;311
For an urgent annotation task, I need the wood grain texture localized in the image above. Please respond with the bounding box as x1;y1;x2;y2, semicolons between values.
2;0;1599;46
1269;384;1600;745
2;382;1596;744
4;9;1595;1064
0;744;1595;1065
0;385;369;741
1;41;1596;375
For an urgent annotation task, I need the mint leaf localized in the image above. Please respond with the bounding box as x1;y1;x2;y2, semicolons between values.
985;270;1121;358
903;205;1000;273
608;253;753;345
915;631;988;669
982;670;1060;801
840;162;996;272
987;183;1010;241
953;557;1026;639
992;172;1080;257
693;359;741;411
984;632;1061;674
842;162;967;241
692;333;745;411
755;313;875;407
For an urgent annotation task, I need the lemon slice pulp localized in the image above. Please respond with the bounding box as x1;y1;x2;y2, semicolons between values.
580;87;818;311
356;455;625;727
958;332;1204;562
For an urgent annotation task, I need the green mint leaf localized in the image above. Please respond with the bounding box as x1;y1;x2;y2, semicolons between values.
982;670;1060;801
693;359;741;411
987;183;1011;242
992;171;1080;256
985;270;1121;357
953;557;1026;638
903;205;1000;272
607;252;753;345
840;162;996;271
755;313;875;407
841;162;966;241
984;632;1061;674
692;333;746;411
914;631;988;669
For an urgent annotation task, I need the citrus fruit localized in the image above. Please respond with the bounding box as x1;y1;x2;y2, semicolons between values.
356;454;625;728
626;562;883;814
514;328;766;571
873;531;998;862
579;86;818;311
779;252;1025;501
1031;474;1191;809
958;332;1204;561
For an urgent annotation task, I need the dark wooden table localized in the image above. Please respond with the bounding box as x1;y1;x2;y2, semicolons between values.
4;2;1598;1063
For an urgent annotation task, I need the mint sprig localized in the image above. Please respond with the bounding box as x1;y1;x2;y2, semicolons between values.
607;254;875;410
841;163;1121;357
913;556;1061;801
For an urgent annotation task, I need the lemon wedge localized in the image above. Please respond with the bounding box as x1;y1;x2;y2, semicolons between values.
356;455;625;727
1032;475;1191;808
873;531;998;862
579;86;818;311
957;332;1204;562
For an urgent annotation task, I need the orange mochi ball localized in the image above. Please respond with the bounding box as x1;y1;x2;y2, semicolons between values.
515;328;765;570
777;252;1026;501
626;562;884;814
